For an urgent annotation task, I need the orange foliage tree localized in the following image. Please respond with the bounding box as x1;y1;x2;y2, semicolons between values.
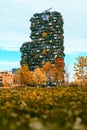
17;64;34;86
42;61;65;86
42;62;53;84
53;66;64;85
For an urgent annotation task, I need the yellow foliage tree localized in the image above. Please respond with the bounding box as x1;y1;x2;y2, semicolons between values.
33;67;47;87
17;64;34;86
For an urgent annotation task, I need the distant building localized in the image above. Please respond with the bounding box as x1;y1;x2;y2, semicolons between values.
0;70;19;87
0;73;3;86
12;68;19;74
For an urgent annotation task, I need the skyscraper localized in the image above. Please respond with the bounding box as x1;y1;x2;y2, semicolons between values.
20;9;65;73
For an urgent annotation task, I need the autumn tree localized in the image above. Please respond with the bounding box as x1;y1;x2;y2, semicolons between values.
42;62;53;85
42;61;65;86
17;64;33;86
33;67;47;87
74;56;87;86
51;65;64;86
54;58;65;85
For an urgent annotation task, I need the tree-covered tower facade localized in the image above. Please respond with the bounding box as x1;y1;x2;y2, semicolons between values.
20;9;65;72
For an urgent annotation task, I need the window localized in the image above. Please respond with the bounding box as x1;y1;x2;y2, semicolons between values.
41;13;49;20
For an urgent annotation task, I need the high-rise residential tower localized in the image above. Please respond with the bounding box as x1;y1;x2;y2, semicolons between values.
20;9;65;74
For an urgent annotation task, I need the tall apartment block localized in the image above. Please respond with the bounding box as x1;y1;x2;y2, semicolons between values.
20;9;65;72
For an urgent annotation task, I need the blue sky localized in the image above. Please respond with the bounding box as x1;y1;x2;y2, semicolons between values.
0;0;87;81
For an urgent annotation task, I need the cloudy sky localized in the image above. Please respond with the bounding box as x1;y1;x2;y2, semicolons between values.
0;0;87;80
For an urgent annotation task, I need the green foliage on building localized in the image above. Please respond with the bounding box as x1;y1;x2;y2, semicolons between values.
20;10;65;81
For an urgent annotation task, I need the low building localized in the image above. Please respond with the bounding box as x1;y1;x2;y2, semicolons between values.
0;70;19;87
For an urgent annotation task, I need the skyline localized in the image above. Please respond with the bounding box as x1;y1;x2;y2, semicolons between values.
0;0;87;81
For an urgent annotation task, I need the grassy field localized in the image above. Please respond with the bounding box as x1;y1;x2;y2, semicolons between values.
0;86;87;130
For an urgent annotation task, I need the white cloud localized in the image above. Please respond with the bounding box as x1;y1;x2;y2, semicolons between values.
65;38;87;54
0;31;30;51
0;61;20;71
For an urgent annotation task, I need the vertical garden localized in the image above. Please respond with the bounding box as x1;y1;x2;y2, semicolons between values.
20;10;65;83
